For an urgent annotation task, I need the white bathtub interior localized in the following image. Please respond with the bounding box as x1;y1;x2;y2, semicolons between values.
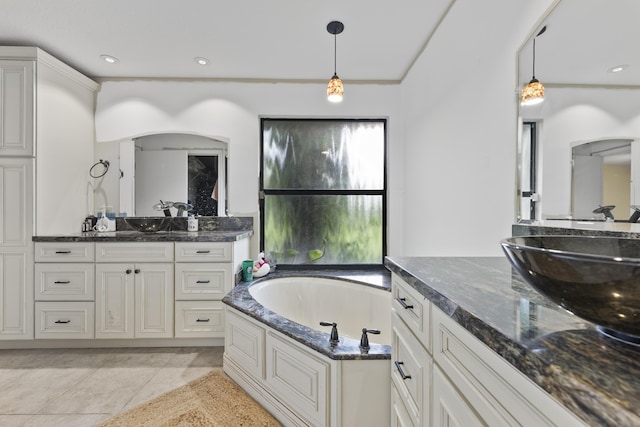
248;276;391;345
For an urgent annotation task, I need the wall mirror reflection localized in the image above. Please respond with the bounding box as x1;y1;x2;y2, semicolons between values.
119;133;227;217
516;0;640;222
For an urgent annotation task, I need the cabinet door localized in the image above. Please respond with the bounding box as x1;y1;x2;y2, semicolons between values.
432;366;485;427
95;263;134;339
0;158;34;340
0;60;34;156
0;252;33;339
135;263;173;338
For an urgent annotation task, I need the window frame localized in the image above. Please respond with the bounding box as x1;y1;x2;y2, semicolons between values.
259;117;388;269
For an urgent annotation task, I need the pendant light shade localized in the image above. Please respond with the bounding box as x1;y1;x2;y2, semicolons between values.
521;26;547;106
327;21;344;103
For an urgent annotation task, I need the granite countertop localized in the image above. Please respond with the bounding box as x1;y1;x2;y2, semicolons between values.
384;256;640;427
33;230;253;242
222;267;392;361
514;219;640;238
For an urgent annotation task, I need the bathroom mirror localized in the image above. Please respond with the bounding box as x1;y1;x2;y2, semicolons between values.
119;133;228;217
516;0;640;221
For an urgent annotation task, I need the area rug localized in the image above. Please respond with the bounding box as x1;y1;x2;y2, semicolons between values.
98;368;282;427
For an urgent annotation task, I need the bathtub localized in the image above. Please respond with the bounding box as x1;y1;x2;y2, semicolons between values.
248;276;391;345
223;274;391;427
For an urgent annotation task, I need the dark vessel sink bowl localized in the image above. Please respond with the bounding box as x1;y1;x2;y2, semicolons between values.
121;217;172;232
501;236;640;340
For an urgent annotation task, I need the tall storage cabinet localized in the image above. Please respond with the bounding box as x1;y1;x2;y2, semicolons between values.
0;47;98;341
0;158;34;339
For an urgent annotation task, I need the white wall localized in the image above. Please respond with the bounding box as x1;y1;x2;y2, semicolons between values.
94;0;563;258
399;0;555;256
94;81;403;256
522;87;640;218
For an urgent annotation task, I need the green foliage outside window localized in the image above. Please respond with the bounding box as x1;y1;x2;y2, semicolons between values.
261;119;385;265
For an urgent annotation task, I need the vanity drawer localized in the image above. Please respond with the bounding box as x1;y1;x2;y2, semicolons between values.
175;242;231;262
95;242;174;262
392;273;431;353
175;301;225;338
35;263;95;301
35;242;95;262
392;312;431;427
175;263;232;300
35;302;94;339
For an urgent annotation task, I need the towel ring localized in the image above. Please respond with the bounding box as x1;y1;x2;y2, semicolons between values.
90;159;110;178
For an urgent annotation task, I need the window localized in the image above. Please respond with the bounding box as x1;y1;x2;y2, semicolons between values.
260;118;386;266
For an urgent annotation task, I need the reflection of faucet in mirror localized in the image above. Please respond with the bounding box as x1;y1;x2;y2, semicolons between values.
153;200;174;217
629;206;640;223
593;205;615;222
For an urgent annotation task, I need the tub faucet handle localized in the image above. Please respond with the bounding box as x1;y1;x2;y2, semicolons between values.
360;328;381;351
319;321;339;344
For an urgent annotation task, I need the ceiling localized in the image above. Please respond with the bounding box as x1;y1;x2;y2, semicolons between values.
0;0;454;82
1;1;636;87
519;0;640;88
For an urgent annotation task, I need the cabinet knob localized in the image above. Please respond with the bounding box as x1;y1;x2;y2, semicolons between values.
134;269;140;274
126;269;132;274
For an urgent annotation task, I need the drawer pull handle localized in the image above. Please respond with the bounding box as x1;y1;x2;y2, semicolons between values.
54;250;71;254
196;280;210;284
196;250;211;254
394;361;412;380
54;280;71;284
396;297;414;310
196;318;210;322
54;320;71;324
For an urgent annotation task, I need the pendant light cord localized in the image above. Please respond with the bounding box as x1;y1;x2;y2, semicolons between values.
532;37;536;79
333;33;337;75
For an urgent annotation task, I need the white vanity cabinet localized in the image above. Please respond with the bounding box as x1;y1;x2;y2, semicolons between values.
95;242;174;339
174;240;248;338
391;274;432;427
391;272;586;426
34;242;95;339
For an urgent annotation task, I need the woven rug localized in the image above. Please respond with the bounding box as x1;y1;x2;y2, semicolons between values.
98;368;282;427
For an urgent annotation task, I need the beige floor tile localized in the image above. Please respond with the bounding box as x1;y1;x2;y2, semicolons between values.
0;346;223;422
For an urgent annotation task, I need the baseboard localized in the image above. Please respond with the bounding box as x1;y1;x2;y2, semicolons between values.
0;337;224;349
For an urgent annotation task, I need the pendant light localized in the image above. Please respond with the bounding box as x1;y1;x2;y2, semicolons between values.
521;26;547;106
327;21;344;103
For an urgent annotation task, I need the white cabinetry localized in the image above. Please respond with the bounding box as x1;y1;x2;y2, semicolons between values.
391;272;586;426
95;242;174;339
0;158;33;339
0;60;34;155
0;47;97;342
34;242;95;339
391;274;432;427
174;240;247;338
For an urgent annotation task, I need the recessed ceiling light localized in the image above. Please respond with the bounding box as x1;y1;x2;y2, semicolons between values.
608;64;628;73
194;57;209;66
100;55;119;64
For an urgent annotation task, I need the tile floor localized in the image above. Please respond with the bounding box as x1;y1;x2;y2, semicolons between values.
0;346;223;427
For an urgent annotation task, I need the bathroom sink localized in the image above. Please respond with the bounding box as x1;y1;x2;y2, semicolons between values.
501;236;640;341
121;217;172;232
